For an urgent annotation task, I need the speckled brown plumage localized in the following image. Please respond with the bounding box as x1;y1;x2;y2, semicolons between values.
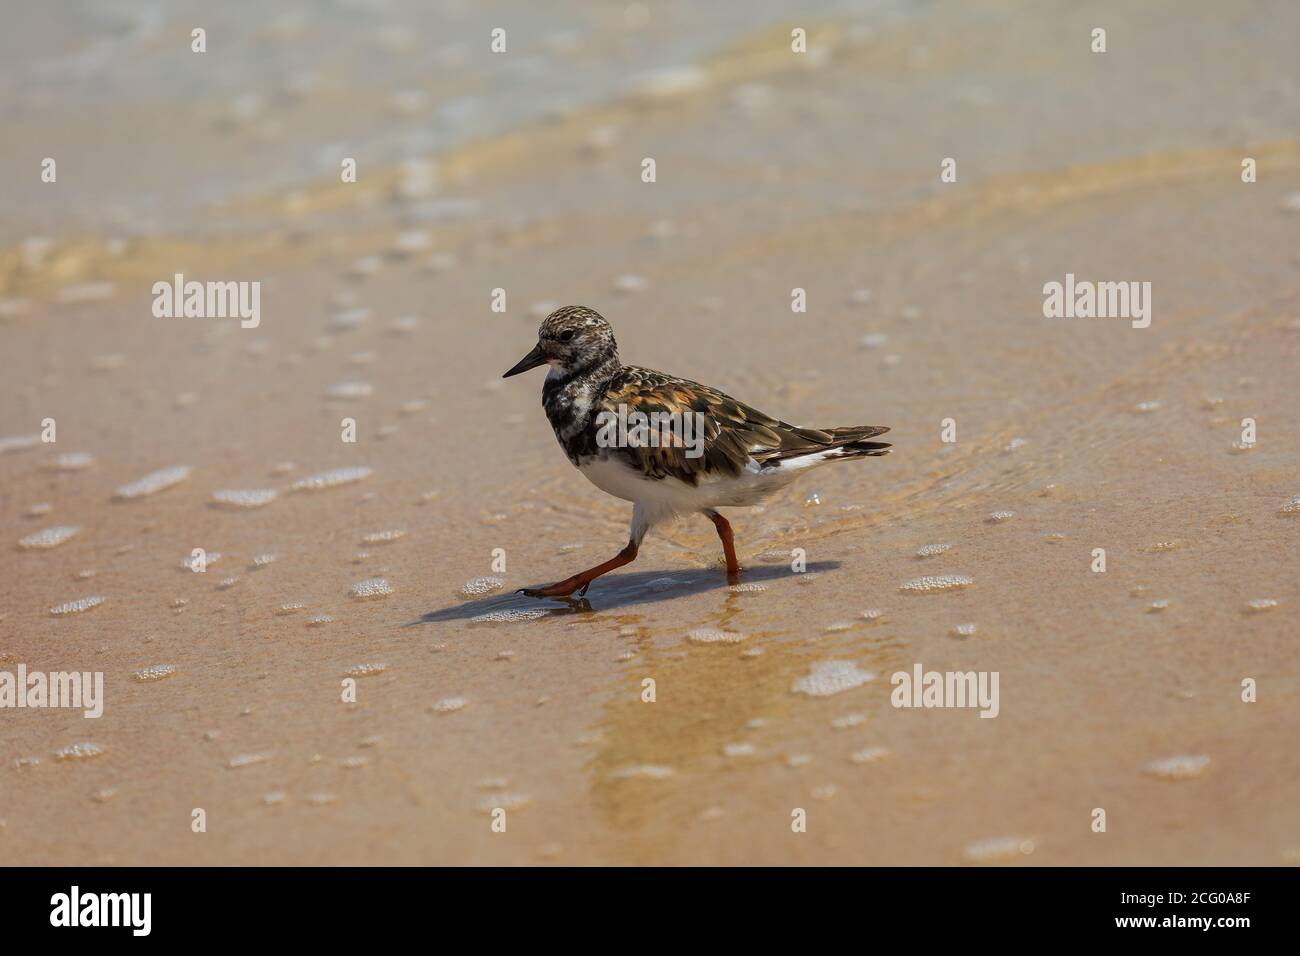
574;365;891;485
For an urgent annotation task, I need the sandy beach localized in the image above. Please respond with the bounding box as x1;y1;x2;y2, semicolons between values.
1;0;1297;865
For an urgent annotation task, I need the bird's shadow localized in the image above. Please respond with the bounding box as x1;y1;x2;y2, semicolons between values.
407;561;840;625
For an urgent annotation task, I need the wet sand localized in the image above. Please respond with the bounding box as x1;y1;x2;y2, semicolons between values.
2;0;1298;865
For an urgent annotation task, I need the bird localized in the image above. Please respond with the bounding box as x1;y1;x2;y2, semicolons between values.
502;305;891;598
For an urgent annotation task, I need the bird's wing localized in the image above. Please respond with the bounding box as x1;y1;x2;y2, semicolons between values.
599;366;888;485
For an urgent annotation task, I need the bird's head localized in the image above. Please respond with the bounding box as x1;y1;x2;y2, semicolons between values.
502;305;619;378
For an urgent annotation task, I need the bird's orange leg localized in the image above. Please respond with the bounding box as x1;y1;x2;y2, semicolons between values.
707;510;741;578
520;542;638;598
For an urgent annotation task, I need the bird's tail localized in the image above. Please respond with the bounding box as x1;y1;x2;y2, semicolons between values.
821;425;891;459
768;424;891;465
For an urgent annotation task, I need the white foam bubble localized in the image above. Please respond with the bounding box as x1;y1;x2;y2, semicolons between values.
471;608;548;623
850;746;891;764
50;595;105;616
610;765;675;780
18;526;79;550
327;381;373;399
964;836;1035;862
916;543;952;557
114;465;191;499
229;753;270;769
349;577;393;599
1147;540;1182;552
792;660;875;697
48;452;94;471
899;574;973;593
54;742;104;761
1146;755;1210;779
212;488;278;509
291;466;372;491
133;664;176;682
361;529;405;544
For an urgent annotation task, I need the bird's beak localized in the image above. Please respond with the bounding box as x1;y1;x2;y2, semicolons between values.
502;341;547;378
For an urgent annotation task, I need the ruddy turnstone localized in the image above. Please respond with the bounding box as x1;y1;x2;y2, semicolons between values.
503;306;891;597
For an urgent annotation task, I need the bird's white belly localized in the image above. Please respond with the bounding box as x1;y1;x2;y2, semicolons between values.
576;453;799;517
576;455;653;503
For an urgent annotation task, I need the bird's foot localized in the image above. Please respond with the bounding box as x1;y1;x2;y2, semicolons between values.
517;544;637;600
519;576;589;599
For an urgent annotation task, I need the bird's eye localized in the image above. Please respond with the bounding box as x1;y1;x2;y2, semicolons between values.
558;329;576;343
